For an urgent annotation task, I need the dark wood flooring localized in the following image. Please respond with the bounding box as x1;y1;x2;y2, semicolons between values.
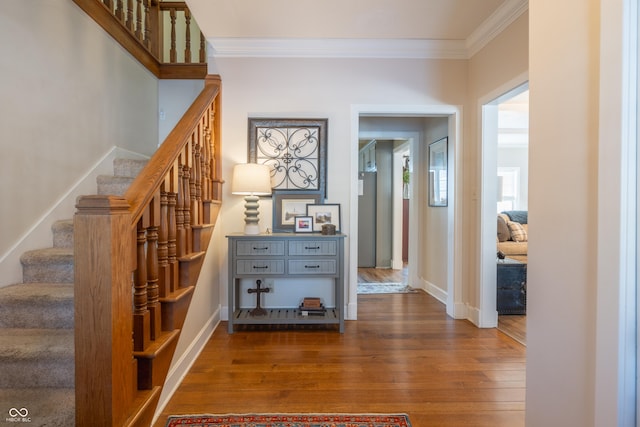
153;269;526;427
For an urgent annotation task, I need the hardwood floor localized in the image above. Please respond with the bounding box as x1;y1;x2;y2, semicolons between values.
154;289;526;426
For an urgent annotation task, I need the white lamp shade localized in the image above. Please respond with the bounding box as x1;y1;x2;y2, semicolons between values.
231;163;272;195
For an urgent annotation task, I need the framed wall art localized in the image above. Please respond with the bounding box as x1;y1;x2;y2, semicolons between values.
306;203;341;233
272;192;322;232
428;137;448;207
294;216;314;233
248;118;328;198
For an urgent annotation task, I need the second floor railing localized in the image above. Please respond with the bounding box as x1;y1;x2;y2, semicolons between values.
73;0;207;79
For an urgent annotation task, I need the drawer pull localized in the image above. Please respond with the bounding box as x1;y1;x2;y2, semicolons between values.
305;246;320;250
253;266;269;269
253;246;269;250
305;265;321;269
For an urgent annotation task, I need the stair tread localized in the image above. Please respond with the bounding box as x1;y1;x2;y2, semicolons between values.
0;329;74;360
0;388;74;426
21;247;74;262
0;282;74;300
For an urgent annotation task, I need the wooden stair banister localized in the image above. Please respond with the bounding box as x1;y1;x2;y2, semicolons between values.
73;0;207;79
74;75;222;427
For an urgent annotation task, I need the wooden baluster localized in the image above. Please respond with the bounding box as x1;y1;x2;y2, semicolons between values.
175;164;186;258
169;8;177;63
115;0;124;21
200;33;206;63
143;0;151;49
126;0;133;31
183;165;192;252
193;138;202;225
158;188;169;298
135;0;143;40
202;124;211;203
103;0;113;13
133;221;150;352
184;8;192;63
167;191;178;292
146;220;161;340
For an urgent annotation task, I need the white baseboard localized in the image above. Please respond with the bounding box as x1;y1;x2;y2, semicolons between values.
153;306;221;424
0;146;148;289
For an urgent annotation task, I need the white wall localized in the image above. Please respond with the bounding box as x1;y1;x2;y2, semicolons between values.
466;12;529;309
209;56;467;317
0;1;159;263
527;1;632;425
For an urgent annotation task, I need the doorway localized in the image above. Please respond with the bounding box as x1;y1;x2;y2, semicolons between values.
348;107;462;321
479;82;529;335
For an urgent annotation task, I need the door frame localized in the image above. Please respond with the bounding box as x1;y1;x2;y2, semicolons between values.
478;75;528;328
349;105;463;320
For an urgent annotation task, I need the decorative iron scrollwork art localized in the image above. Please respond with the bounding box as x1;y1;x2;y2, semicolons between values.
248;118;327;198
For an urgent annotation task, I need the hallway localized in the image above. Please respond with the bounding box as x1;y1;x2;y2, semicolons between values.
154;289;526;426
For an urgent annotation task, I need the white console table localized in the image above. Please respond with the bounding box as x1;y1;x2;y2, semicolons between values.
226;233;346;333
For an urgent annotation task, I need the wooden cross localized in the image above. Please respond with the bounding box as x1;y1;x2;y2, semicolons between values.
248;279;270;316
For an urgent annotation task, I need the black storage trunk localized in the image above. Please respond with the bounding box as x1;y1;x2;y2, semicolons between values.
496;259;527;315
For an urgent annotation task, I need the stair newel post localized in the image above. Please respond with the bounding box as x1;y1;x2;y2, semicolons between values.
209;80;223;201
74;195;136;427
146;191;161;340
133;217;151;352
202;119;212;203
158;183;170;298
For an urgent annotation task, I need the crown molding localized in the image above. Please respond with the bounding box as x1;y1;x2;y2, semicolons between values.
207;0;529;60
466;0;529;57
208;37;468;59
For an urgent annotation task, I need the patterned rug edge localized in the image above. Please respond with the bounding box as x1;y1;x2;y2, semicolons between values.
165;413;412;427
357;282;419;294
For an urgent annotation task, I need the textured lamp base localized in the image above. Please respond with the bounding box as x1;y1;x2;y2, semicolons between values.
243;194;261;235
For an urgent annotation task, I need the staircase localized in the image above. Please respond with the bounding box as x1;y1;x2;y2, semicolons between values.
0;159;147;426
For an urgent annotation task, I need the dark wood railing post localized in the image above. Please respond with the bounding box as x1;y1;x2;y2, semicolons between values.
74;196;136;427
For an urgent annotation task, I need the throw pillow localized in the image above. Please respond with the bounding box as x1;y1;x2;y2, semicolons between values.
507;221;528;242
497;215;510;242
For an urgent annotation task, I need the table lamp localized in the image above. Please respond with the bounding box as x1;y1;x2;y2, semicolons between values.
231;163;272;234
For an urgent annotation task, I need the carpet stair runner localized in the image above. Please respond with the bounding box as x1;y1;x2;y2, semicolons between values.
0;158;147;426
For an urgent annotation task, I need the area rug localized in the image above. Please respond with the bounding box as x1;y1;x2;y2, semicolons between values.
165;413;412;427
357;282;418;294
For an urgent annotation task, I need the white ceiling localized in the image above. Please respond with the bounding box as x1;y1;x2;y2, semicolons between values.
187;0;529;58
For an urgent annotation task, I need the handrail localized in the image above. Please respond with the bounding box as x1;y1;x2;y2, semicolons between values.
74;75;222;426
72;0;207;79
126;75;221;223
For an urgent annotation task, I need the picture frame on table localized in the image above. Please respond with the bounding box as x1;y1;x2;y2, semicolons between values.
272;192;322;232
306;203;341;233
428;137;448;207
294;216;314;233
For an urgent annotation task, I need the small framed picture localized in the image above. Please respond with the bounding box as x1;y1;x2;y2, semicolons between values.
272;192;322;232
306;204;341;232
294;216;314;233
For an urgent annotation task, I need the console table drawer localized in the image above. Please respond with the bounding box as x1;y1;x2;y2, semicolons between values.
236;260;285;275
236;240;285;256
288;241;337;256
288;259;336;275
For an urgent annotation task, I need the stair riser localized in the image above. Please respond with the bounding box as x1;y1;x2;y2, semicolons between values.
0;302;74;329
114;158;148;178
0;359;74;388
52;221;74;249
